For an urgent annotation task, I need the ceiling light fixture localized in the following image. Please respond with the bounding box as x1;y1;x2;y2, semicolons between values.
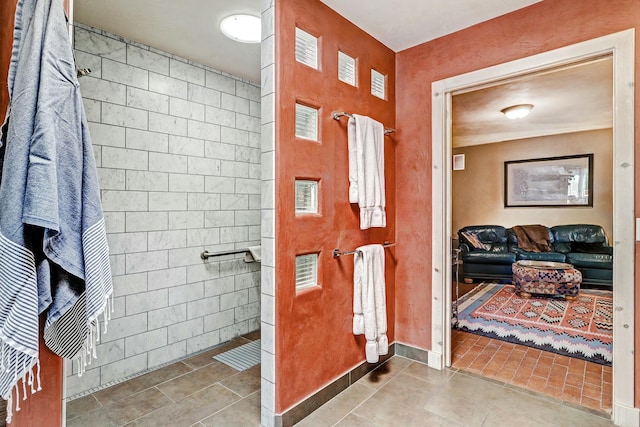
501;104;533;120
220;14;261;44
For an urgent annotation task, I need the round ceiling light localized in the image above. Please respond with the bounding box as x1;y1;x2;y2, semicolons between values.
501;104;534;120
220;14;261;44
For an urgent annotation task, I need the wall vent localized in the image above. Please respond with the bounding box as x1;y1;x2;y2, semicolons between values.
295;180;319;213
371;69;386;100
338;52;356;86
295;103;318;141
295;254;318;290
295;28;318;69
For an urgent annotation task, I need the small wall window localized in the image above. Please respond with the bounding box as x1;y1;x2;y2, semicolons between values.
338;52;356;86
295;103;318;141
295;180;319;214
295;28;318;69
371;69;386;100
296;253;318;291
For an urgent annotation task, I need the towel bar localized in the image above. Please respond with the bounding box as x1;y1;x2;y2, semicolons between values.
333;242;395;258
332;111;395;135
201;248;250;260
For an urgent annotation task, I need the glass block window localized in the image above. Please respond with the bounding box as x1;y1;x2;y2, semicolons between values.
295;103;318;141
295;28;318;69
295;180;318;214
296;253;318;290
338;51;356;86
371;69;386;100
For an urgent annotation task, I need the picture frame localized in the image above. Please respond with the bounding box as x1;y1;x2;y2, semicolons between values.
504;154;593;207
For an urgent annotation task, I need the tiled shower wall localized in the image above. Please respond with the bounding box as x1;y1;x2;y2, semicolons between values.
65;23;261;398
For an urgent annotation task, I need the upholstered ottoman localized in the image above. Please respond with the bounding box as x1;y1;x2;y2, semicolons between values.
512;260;582;300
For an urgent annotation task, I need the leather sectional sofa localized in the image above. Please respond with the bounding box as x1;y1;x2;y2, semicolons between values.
457;224;613;287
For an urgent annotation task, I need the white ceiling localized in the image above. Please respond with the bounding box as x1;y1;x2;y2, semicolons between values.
74;0;541;83
74;0;610;144
452;57;613;147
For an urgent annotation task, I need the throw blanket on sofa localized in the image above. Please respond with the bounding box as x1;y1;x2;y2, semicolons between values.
512;225;552;252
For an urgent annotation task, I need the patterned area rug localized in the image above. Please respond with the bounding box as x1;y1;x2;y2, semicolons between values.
456;283;613;365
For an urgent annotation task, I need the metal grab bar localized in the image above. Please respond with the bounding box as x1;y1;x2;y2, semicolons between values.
332;111;396;135
201;248;251;260
333;242;396;258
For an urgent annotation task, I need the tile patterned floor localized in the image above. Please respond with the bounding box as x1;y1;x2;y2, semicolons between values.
66;332;261;427
451;326;613;414
66;328;614;426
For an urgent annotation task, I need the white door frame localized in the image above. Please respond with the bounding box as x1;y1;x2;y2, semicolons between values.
430;29;636;426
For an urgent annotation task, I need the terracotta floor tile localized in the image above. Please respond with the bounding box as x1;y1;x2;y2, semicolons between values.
532;364;551;378
584;371;603;386
565;373;585;388
580;395;602;411
553;354;571;366
562;384;583;402
583;382;604;399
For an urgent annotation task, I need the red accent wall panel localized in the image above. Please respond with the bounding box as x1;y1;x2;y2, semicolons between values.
276;0;396;413
395;0;639;400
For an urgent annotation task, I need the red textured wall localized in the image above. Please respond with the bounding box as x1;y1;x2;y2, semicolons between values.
395;0;639;400
275;0;396;413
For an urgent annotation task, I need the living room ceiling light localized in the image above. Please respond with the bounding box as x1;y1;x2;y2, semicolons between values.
220;14;261;44
501;104;533;120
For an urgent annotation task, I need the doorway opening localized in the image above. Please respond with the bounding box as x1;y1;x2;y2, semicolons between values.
430;29;635;425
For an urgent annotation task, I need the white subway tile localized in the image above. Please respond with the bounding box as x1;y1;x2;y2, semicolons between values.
170;59;205;85
204;176;235;194
220;290;248;311
148;341;186;367
89;122;125;148
249;100;260;118
248;131;260;149
148;304;187;330
74;27;126;62
149;112;188;136
248;286;260;304
188;120;221;141
79;76;126;104
65;368;101;397
235;210;260;226
186;330;220;353
220;127;249;146
168;211;204;230
235;81;260;102
102;103;148;130
168;247;202;268
204;277;235;297
262;293;275;327
107;232;147;254
149;152;188;173
236;272;261;291
126;171;169;192
102;190;148;212
167;318;203;344
203;309;234;332
261;209;274;239
104;212;125;233
101;313;147;342
148;267;187;290
149;72;188;98
127;87;169;114
126;212;168;232
235;302;260;322
103;59;149;90
168;135;204;157
126;128;169;153
170;98;205;121
187;157;221;176
149;192;187;211
97;168;126;190
112;272;148;296
169;174;205;192
100;354;148;385
125;288;168;315
204;211;235;228
83;98;101;123
221;93;250;114
186;228;220;247
102;147;148;170
168;282;204;305
220;161;249;178
235;178;260;195
220;194;248;210
187;262;221;283
109;254;126;276
188;84;221;107
127;45;169;75
219;321;248;342
220;226;248;244
125;328;167;357
235;113;260;133
74;50;102;79
125;250;169;274
205;71;235;94
204;141;235;161
248;195;261;210
148;230;187;251
234;146;252;162
205;106;235;127
188;193;221;211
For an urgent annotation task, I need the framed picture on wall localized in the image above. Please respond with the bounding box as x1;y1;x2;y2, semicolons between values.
504;154;593;207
